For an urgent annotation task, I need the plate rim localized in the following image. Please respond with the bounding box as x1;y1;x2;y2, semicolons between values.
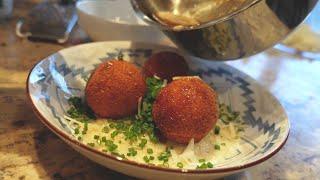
26;41;290;174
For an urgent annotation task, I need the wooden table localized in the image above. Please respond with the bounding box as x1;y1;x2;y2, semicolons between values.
0;1;319;180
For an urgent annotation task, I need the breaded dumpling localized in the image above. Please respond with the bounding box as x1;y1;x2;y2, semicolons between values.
152;77;218;144
143;51;189;81
86;60;146;118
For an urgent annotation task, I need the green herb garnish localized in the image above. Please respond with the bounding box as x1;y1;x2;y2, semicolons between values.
207;162;214;168
102;126;109;133
94;135;100;140
197;160;214;169
82;120;88;135
67;97;95;121
105;140;118;152
197;163;209;169
147;148;153;154
120;77;165;143
111;130;119;139
109;123;116;129
177;162;183;168
74;128;80;135
127;147;137;157
158;147;171;163
139;138;147;149
101;136;107;142
214;126;220;135
214;144;220;150
143;155;155;163
143;156;150;163
219;104;240;125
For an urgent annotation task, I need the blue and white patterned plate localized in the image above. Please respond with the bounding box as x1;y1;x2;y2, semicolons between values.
27;42;289;179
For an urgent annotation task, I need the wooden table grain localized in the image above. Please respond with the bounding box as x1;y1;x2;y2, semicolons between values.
0;1;319;180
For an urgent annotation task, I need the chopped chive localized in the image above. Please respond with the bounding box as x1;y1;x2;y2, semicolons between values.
143;156;149;163
101;136;107;142
111;130;119;139
149;132;158;143
158;148;171;163
177;162;183;168
109;123;115;129
163;162;169;167
139;138;147;149
82;120;88;134
149;156;154;160
74;128;80;135
94;135;100;140
218;103;240;124
147;148;153;154
207;162;214;168
67;97;96;121
214;144;220;150
214;126;220;135
77;136;82;141
105;140;117;152
102;126;110;133
127;147;137;157
108;144;117;152
197;163;207;169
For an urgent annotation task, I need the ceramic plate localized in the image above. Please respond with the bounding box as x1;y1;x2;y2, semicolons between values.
27;41;289;179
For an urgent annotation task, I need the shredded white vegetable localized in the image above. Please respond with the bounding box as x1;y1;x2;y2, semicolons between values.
137;97;142;117
172;76;201;81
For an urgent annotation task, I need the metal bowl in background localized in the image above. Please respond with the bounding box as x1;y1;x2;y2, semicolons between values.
76;0;167;43
276;1;320;60
131;0;319;61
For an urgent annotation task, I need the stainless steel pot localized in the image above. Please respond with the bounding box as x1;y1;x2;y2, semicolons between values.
131;0;319;60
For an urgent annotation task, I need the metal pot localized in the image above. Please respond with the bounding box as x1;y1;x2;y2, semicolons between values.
131;0;319;61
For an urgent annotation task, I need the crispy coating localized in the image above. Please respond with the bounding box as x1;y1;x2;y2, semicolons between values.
143;51;189;81
152;77;218;144
85;60;146;118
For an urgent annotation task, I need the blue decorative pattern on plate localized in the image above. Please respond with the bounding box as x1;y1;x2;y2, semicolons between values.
27;41;289;179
